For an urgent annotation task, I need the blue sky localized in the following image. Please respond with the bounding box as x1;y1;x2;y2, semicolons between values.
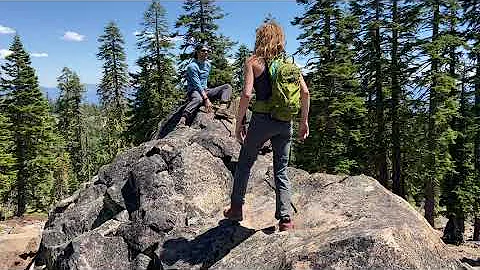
0;1;307;88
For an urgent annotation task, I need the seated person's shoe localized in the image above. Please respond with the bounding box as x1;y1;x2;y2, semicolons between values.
178;116;187;127
223;203;243;221
279;218;294;231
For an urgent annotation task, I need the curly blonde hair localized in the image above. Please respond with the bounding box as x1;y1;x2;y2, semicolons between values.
254;20;285;62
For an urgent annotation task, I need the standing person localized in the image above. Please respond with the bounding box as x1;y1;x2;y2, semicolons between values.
179;44;233;126
223;21;310;231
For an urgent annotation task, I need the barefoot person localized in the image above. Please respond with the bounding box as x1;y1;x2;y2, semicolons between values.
179;44;233;126
223;21;310;231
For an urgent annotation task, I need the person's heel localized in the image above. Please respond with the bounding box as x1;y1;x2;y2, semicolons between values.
223;203;243;221
279;218;294;231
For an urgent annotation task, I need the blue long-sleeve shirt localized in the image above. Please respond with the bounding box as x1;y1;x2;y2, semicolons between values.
186;60;211;95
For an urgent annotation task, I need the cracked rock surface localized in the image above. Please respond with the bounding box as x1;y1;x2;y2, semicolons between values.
34;108;463;269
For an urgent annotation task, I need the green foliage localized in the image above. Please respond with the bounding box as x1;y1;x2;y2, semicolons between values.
56;67;87;189
292;1;367;175
175;0;235;86
97;21;130;161
421;0;465;225
0;35;60;215
463;0;480;229
129;1;182;145
233;44;251;95
0;107;16;217
80;104;111;180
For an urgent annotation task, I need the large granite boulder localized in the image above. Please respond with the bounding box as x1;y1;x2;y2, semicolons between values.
34;108;464;269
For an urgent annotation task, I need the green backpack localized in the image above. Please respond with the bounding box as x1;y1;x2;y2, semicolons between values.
253;55;302;122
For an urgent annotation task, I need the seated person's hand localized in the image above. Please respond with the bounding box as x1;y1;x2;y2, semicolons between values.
204;98;213;113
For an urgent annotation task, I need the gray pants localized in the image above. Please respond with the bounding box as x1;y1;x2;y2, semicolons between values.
183;84;232;119
231;113;293;220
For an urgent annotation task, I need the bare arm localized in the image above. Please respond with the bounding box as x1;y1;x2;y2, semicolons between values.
299;74;310;124
298;73;310;141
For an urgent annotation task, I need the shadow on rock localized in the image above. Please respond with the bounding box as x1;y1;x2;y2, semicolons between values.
223;159;237;176
152;103;187;140
461;257;480;266
159;219;255;269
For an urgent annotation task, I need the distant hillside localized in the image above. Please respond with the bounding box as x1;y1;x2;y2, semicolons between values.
41;84;99;104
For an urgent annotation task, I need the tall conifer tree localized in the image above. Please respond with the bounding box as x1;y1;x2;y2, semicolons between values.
387;0;423;198
351;0;389;187
422;0;459;227
56;67;86;190
462;0;480;241
232;44;251;94
0;35;58;215
129;0;180;144
97;21;129;160
292;1;367;175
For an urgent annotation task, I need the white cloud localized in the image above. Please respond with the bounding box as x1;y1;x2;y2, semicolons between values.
133;30;141;36
0;25;15;35
31;52;48;58
62;31;85;42
0;49;13;59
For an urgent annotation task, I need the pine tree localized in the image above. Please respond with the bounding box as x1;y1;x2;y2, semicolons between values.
463;0;480;241
0;35;58;215
292;1;367;175
56;67;86;190
436;0;471;244
52;151;71;201
232;44;251;94
97;21;130;160
422;0;460;227
175;0;235;86
351;0;390;187
442;64;473;245
129;57;160;144
129;0;180;144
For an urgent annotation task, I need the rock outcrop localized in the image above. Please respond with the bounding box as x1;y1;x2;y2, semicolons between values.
34;107;464;269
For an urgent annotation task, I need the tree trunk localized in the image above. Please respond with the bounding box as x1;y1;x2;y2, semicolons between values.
373;0;388;188
425;0;440;227
15;135;26;216
474;216;480;241
391;0;403;198
444;66;465;246
443;214;465;245
475;48;480;242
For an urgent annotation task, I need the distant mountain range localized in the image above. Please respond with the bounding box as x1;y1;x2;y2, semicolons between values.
41;84;99;104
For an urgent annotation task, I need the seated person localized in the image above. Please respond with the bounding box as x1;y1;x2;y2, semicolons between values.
179;44;233;126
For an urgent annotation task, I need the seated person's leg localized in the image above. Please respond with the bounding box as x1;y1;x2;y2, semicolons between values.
205;84;233;118
180;91;203;125
206;84;232;103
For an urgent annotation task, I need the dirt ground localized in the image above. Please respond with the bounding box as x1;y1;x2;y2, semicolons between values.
434;220;480;269
0;214;46;270
446;241;480;268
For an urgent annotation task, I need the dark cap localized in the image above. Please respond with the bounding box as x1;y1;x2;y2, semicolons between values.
195;44;210;52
